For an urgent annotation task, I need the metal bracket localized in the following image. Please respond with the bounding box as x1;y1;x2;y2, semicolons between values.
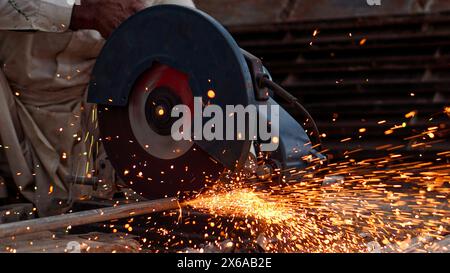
241;49;270;101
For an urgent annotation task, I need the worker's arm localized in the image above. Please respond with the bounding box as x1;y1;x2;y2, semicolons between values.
0;0;74;32
70;0;196;38
0;0;195;35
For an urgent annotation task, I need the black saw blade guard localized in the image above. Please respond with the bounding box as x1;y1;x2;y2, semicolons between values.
88;5;324;199
88;5;255;199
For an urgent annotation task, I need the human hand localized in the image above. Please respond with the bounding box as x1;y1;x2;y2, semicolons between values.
70;0;146;38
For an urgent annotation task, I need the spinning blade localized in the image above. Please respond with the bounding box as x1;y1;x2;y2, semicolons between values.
99;64;224;199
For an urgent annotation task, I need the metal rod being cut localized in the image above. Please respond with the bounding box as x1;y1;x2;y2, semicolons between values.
0;198;181;238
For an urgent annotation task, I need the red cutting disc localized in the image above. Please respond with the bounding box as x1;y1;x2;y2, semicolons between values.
98;64;225;199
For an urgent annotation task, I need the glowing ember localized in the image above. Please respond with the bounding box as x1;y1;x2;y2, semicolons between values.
207;90;216;99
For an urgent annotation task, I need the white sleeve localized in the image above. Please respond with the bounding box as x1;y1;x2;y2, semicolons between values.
0;0;74;32
151;0;196;8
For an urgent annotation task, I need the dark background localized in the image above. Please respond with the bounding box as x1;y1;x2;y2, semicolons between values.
195;0;450;161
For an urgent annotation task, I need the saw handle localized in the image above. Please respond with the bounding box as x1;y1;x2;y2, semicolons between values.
241;49;322;148
258;76;322;149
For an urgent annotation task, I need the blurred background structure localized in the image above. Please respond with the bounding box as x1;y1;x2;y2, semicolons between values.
195;0;450;161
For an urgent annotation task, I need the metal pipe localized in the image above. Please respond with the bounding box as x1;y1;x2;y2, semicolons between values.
0;198;181;238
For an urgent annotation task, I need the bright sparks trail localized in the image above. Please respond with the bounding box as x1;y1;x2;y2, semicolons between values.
186;108;450;253
188;188;370;252
188;160;449;253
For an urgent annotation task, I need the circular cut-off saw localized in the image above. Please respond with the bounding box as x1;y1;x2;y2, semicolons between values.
88;5;325;200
